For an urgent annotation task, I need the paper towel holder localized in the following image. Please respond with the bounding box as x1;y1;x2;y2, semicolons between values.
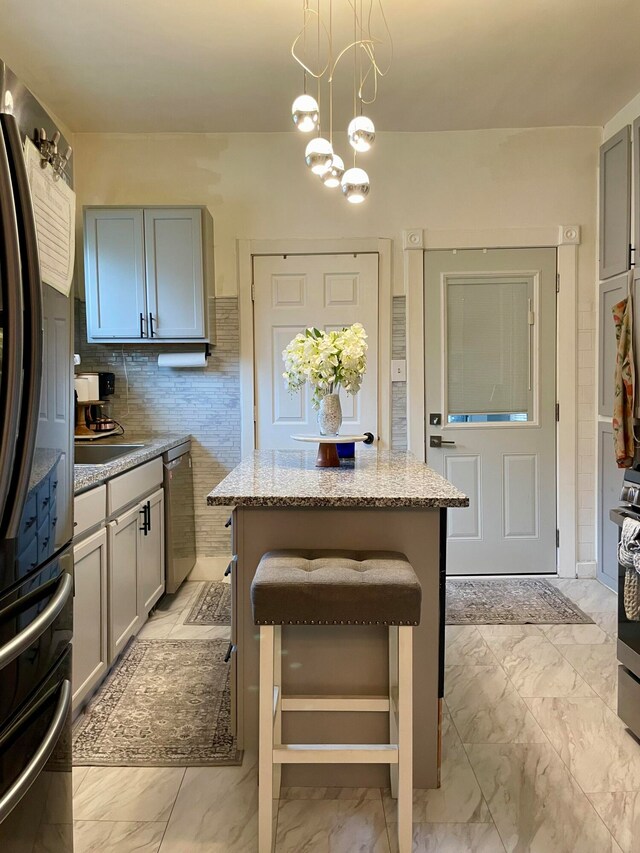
157;343;212;369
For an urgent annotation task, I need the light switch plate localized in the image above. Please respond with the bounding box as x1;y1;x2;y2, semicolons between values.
391;359;406;382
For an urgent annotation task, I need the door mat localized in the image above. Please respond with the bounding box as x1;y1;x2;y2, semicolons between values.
446;578;594;625
184;581;231;626
73;639;242;766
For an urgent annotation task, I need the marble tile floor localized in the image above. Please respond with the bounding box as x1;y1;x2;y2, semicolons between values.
71;577;636;852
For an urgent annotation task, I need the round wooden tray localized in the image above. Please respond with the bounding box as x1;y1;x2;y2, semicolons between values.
292;433;373;467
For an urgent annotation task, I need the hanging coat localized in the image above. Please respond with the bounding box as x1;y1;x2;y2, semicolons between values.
612;280;635;468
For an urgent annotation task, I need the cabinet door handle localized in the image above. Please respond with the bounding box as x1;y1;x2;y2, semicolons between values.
139;504;148;535
224;555;237;577
149;313;155;337
224;642;235;663
139;312;147;338
146;500;151;532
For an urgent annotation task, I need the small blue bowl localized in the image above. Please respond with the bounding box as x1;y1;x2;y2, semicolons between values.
337;442;355;459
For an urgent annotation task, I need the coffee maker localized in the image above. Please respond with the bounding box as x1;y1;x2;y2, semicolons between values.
74;371;118;440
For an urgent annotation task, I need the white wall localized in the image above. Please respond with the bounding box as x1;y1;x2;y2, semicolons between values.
72;126;601;566
73;128;599;297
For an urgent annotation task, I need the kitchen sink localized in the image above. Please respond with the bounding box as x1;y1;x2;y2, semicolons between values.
74;443;145;465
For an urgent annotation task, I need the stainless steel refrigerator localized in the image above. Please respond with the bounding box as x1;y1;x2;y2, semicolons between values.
0;61;74;851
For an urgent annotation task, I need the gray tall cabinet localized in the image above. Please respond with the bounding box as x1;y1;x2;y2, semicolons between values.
597;124;632;590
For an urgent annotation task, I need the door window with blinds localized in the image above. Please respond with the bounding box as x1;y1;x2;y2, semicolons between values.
444;273;535;424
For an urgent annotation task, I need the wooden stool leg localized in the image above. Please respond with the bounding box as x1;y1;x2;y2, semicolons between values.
388;625;399;799
397;627;413;853
259;626;275;853
273;626;282;800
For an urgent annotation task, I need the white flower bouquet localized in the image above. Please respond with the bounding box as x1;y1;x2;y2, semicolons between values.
282;323;368;408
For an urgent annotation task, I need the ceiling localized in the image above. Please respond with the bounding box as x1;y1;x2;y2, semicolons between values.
1;0;639;133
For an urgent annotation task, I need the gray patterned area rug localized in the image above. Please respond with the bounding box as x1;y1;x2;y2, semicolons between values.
184;581;231;626
446;578;594;625
73;639;242;766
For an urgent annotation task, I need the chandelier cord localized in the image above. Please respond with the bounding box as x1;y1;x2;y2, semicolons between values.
328;0;333;146
317;0;321;136
292;0;387;201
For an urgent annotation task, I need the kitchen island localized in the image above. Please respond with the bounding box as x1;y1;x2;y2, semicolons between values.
207;449;467;788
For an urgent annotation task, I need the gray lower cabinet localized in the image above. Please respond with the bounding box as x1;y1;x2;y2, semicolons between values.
72;527;108;711
108;503;142;663
107;488;166;663
139;488;165;617
597;421;623;591
72;468;168;712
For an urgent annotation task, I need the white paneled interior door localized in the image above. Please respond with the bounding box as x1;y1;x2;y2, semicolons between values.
425;248;557;575
253;253;379;450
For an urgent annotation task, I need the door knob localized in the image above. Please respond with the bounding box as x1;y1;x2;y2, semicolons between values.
430;436;456;448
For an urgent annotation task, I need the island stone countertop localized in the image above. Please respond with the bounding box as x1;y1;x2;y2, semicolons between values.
74;432;191;494
207;449;468;508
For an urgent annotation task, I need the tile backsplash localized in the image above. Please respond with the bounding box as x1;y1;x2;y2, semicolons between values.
75;297;240;557
75;296;408;559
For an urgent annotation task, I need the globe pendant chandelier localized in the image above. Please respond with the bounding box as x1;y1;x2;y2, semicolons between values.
290;0;392;205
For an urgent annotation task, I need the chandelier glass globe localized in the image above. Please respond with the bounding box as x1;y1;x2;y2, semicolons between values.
291;94;319;133
305;137;333;175
322;154;345;188
341;167;370;203
347;115;376;152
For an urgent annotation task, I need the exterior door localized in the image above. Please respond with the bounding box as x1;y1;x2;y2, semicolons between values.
425;248;557;575
253;253;379;449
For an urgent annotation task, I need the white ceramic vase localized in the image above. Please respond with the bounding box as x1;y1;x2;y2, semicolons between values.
317;393;342;436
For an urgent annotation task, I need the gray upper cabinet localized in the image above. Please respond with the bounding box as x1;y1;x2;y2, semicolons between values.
84;209;147;339
84;206;214;343
598;274;627;418
634;117;640;279
599;126;631;280
144;209;205;339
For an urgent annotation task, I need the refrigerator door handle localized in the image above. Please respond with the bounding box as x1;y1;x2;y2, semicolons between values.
0;572;72;671
0;679;71;824
0;117;24;532
0;114;44;541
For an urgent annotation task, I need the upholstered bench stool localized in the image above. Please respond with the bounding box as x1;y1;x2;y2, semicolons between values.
251;549;422;853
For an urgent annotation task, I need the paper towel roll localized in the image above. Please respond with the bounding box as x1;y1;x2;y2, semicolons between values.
157;351;207;368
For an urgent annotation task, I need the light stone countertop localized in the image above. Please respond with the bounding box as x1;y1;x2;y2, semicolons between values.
74;432;191;495
207;449;468;508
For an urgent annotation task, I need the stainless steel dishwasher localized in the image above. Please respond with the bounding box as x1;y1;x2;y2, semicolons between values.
163;441;197;593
